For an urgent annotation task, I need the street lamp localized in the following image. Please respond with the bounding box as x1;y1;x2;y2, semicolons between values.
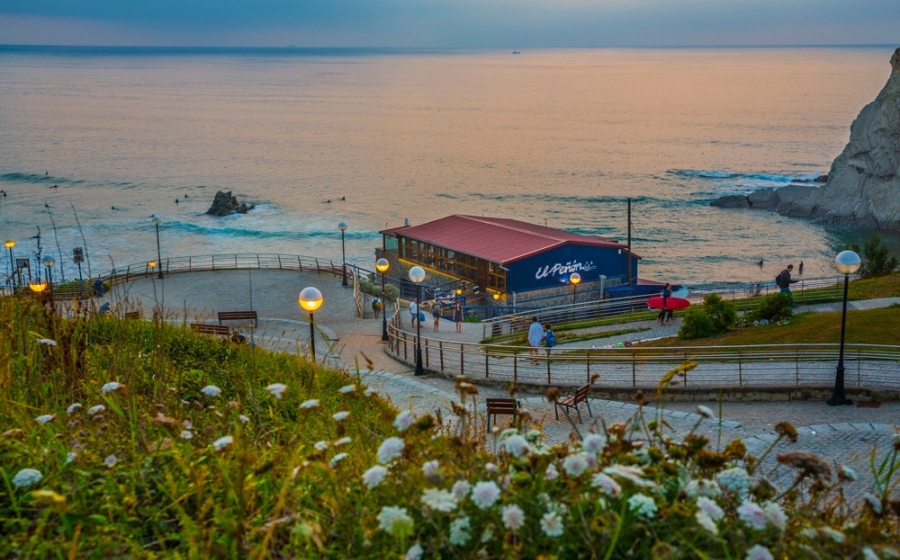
338;221;348;286
409;266;426;376
151;215;163;279
29;276;47;294
4;239;14;289
570;272;581;303
42;255;55;298
376;258;390;341
298;286;324;363
828;250;861;406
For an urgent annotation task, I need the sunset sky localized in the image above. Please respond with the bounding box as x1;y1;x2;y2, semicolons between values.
0;0;898;48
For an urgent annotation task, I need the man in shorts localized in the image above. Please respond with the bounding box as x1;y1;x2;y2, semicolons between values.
527;316;544;364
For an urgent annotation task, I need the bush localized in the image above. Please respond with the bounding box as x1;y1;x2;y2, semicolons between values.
358;277;398;302
678;294;736;340
849;234;899;278
748;293;793;323
703;293;737;332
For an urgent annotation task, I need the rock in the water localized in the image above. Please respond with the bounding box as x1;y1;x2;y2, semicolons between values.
710;47;900;230
206;190;255;216
709;195;750;209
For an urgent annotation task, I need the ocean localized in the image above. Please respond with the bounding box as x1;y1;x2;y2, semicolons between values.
0;45;896;286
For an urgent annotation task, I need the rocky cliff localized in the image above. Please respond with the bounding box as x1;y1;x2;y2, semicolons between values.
711;47;900;229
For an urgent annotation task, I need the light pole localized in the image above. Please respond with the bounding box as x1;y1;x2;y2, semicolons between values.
42;255;55;298
338;221;348;286
5;239;14;289
409;266;426;376
298;286;324;363
570;272;581;304
29;275;47;295
828;250;861;406
376;258;390;341
151;215;163;279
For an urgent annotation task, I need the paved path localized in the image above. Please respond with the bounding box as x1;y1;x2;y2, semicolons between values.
112;269;899;499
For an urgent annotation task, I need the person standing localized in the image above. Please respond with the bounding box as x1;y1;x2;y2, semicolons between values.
372;297;382;319
527;316;544;364
657;282;672;324
777;264;799;307
409;300;418;327
453;303;463;333
432;302;441;331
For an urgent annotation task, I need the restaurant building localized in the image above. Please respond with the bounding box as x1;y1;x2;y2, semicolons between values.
377;215;639;305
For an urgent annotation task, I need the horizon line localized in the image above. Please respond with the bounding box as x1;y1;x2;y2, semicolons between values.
0;43;895;51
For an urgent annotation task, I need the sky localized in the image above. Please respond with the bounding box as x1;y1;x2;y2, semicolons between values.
0;0;898;48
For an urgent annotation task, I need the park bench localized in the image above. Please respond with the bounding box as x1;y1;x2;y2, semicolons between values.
554;384;593;422
218;310;258;327
486;398;519;430
190;323;232;338
123;311;141;320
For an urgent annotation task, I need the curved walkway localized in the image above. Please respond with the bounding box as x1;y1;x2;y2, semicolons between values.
111;268;899;499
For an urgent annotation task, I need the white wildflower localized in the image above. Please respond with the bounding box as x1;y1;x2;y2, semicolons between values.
334;436;352;447
265;383;287;399
300;399;319;409
377;437;405;464
239;415;249;424
364;387;377;397
545;463;559;480
540;511;564;537
763;501;787;532
11;468;43;488
471;481;501;510
820;527;845;543
839;464;857;481
377;506;414;537
35;414;55;424
863;493;882;514
525;429;542;442
332;411;350;422
738;500;767;530
405;543;423;560
716;467;752;497
315;441;329;451
329;453;348;468
66;403;82;415
501;504;525;531
65;451;77;464
485;462;498;473
628;493;657;518
422;459;440;478
745;544;774;560
481;527;494;543
591;473;622;497
421;488;457;512
87;404;105;416
338;384;356;394
604;464;656;487
37;338;57;346
100;382;122;394
697;496;725;521
696;405;715;418
503;434;531;458
104;454;118;467
696;511;718;535
686;478;722;498
212;435;233;451
563;453;590;477
862;547;880;560
393;410;415;432
362;465;388;489
180;430;193;439
449;516;471;546
200;385;221;398
582;433;607;454
451;479;471;500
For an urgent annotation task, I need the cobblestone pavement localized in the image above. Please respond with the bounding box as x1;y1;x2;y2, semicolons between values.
116;269;899;499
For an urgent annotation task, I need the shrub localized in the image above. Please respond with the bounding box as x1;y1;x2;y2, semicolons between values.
748;293;793;323
849;234;899;278
678;294;736;340
703;293;737;332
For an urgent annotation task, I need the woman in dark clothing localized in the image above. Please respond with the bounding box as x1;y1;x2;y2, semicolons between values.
453;303;463;333
658;283;672;324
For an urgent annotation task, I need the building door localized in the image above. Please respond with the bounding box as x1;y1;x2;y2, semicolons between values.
476;259;489;292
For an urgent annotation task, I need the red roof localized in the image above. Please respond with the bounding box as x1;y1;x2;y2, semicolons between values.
380;215;637;264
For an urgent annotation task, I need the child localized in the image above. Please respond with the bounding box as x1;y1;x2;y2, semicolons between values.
432;302;441;331
543;323;557;359
453;303;463;333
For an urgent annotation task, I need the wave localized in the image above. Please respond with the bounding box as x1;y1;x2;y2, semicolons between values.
668;168;821;184
93;220;383;241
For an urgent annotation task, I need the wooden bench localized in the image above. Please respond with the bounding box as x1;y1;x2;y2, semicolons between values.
554;384;593;422
218;310;258;327
123;311;141;320
190;323;232;338
486;398;519;430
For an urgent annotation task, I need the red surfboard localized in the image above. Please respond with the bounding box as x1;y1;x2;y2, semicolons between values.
646;296;690;311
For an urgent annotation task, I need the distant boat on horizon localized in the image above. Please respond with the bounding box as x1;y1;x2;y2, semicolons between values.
512;50;520;54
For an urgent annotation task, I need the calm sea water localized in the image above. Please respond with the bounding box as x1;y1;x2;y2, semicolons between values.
0;46;895;285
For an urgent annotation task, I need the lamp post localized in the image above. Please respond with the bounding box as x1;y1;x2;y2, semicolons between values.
42;255;55;298
828;250;861;406
29;275;47;294
376;258;390;341
151;215;163;279
5;239;14;289
298;286;324;363
338;221;348;286
409;266;426;376
570;272;581;304
148;260;157;277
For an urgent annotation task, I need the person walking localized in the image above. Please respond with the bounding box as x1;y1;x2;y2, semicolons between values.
657;282;672;325
776;264;799;307
543;323;557;360
432;302;441;331
453;302;463;333
409;300;418;327
372;297;383;319
527;316;544;364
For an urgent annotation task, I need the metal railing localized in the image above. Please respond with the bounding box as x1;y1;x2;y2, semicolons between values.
387;326;900;392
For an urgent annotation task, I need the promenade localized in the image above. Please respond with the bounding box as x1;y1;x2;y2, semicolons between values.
113;268;899;498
